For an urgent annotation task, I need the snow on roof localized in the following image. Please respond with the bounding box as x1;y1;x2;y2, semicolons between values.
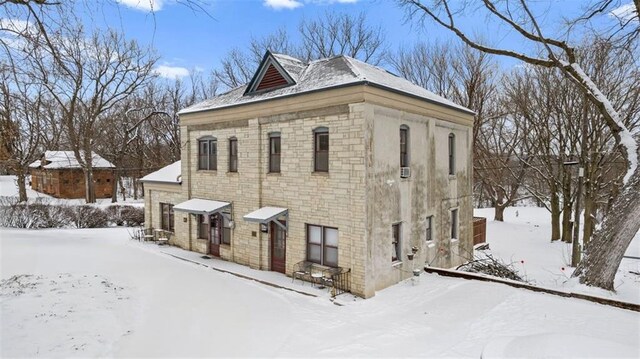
179;53;474;116
173;198;230;215
139;161;182;184
28;151;114;169
243;206;288;223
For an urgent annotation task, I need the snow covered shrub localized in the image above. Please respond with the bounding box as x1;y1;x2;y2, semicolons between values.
0;198;67;228
105;205;125;226
120;206;144;227
28;202;68;228
66;206;109;228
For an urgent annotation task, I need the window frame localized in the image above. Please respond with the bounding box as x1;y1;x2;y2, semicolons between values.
400;125;409;168
269;132;281;173
313;127;329;172
392;222;402;262
306;224;339;267
426;216;433;242
197;214;208;239
198;137;217;171
448;133;455;175
451;209;458;239
221;211;232;245
161;203;175;232
228;137;238;172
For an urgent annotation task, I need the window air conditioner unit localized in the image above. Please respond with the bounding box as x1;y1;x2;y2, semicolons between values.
400;167;411;178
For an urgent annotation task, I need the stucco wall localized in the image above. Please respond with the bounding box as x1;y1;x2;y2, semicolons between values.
364;103;473;293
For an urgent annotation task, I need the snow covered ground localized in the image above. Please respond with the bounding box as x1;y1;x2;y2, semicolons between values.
0;175;143;207
1;227;639;357
474;207;640;304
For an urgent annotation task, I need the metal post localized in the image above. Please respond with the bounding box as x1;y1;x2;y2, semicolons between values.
571;167;583;267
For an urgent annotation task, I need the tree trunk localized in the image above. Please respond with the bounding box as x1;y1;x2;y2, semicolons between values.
17;172;27;203
494;205;505;222
561;171;573;243
84;168;96;203
550;191;561;241
582;193;595;247
573;165;640;290
111;169;119;203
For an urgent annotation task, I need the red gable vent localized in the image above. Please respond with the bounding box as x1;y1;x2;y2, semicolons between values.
255;64;289;91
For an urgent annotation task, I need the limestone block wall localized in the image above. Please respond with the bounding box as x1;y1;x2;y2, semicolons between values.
143;183;186;248
259;104;368;297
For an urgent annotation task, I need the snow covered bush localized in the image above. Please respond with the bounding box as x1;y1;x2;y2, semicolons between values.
66;206;109;228
0;198;67;228
105;205;144;227
105;205;125;226
120;206;144;227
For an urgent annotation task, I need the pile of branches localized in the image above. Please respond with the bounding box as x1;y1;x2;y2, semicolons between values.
456;254;525;282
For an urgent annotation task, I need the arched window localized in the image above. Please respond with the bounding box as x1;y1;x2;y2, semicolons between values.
198;136;217;170
448;133;455;175
313;127;329;172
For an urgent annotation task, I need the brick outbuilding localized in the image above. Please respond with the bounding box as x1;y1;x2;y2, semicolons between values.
29;151;115;199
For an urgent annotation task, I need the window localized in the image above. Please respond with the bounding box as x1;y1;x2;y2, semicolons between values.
392;223;402;262
269;132;281;173
161;203;174;232
313;127;329;172
448;133;455;175
400;125;409;167
426;216;433;242
229;137;238;172
198;137;217;170
306;224;338;267
451;209;458;239
198;214;208;239
221;211;232;245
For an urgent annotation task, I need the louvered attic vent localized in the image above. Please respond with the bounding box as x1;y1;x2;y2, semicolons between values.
256;64;289;91
244;51;296;95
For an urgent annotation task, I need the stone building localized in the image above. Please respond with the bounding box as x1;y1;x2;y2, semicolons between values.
141;51;474;298
29;151;114;199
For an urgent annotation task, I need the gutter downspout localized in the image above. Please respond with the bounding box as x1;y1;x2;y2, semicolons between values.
257;119;263;270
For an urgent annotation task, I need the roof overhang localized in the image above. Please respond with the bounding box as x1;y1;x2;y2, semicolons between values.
243;206;288;231
174;198;230;215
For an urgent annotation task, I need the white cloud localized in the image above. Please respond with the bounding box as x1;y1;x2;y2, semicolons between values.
309;0;359;4
263;0;303;10
154;65;190;79
0;18;33;33
117;0;164;12
610;3;638;22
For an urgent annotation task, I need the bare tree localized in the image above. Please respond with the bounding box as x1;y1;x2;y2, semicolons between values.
214;11;387;89
0;65;45;202
398;0;640;290
10;3;158;203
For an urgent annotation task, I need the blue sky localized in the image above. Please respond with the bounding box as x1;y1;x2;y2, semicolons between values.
71;0;627;80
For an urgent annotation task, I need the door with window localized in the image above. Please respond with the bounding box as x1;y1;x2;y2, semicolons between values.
270;221;287;273
210;214;221;257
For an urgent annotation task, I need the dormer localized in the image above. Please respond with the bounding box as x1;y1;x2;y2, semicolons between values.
244;51;298;95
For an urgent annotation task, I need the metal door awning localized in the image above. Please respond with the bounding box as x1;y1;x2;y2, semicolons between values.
174;198;230;215
243;207;288;230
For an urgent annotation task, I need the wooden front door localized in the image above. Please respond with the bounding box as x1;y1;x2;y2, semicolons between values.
209;214;220;257
270;221;286;273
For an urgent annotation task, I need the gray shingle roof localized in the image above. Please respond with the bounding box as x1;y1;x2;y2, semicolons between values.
179;53;474;116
